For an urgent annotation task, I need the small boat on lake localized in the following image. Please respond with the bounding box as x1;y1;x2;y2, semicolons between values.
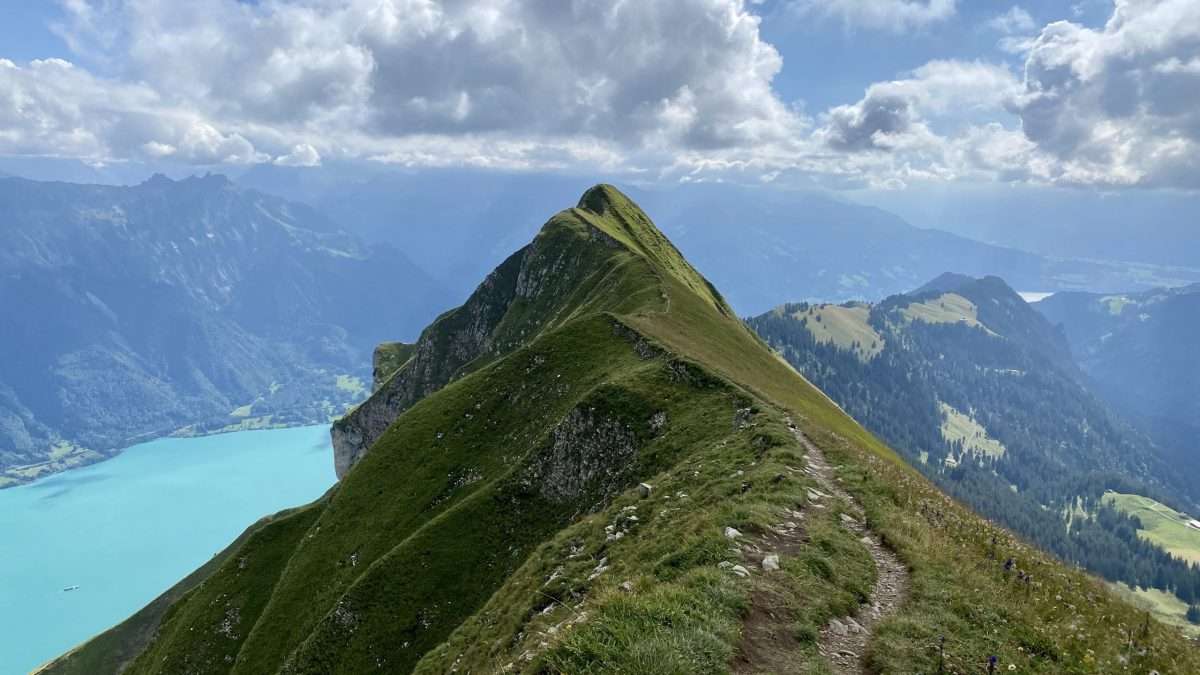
62;585;80;592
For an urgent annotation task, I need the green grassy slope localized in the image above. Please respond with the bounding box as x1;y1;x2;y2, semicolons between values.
371;342;415;391
1106;491;1200;564
50;186;1200;674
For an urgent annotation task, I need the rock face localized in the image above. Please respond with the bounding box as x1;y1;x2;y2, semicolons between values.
331;187;637;479
331;247;527;478
520;406;639;504
371;342;415;392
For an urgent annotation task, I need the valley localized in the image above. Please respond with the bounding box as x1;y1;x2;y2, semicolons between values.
0;174;448;488
238;168;1200;315
1036;284;1200;504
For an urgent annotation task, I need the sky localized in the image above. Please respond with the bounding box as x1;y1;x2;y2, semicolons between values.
0;1;1198;199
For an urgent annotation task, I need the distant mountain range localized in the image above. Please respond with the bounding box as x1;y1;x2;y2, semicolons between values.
1036;284;1200;484
748;274;1200;606
0;174;451;486
237;166;1200;315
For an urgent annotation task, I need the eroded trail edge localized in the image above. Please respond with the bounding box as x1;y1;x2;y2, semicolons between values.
794;425;908;674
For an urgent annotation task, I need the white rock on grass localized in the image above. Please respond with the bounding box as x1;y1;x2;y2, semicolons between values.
724;526;743;539
762;554;780;572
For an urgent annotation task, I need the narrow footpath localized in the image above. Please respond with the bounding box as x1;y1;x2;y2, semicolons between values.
735;421;909;674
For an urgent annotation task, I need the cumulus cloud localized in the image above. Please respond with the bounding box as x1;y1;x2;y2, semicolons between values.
817;61;1022;152
1012;0;1200;187
0;57;265;164
788;0;957;32
1;0;1197;191
45;0;803;167
274;143;321;168
809;1;1200;189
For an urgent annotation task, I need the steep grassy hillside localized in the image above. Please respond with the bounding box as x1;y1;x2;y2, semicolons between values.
46;188;1200;674
749;276;1200;616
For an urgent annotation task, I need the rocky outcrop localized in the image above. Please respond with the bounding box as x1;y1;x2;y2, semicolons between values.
331;247;528;478
371;342;415;392
520;406;639;504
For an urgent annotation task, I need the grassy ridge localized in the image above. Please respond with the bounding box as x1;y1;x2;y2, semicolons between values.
47;186;1200;673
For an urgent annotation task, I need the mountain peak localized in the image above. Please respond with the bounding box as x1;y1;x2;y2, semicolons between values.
142;172;175;187
911;272;977;296
576;183;625;215
912;272;1020;302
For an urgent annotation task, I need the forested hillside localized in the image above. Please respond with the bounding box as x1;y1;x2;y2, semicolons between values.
749;276;1200;610
0;175;450;486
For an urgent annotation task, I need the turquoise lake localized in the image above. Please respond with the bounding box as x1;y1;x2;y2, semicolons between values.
0;426;337;674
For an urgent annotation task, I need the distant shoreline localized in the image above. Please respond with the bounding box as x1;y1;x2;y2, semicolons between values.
1;415;337;491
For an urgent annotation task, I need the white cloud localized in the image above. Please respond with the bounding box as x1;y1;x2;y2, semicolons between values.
1012;0;1200;187
0;0;1196;191
816;61;1022;152
803;1;1200;190
788;0;957;32
274;143;321;168
46;0;803;165
0;56;269;165
988;7;1036;34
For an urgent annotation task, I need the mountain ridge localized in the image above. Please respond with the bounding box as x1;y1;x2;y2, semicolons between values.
235;167;1200;313
43;188;1200;674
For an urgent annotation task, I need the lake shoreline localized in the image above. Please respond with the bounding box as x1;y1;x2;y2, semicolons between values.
0;425;339;674
1;413;340;491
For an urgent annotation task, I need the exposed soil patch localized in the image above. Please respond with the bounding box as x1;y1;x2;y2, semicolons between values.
734;421;909;674
797;427;908;674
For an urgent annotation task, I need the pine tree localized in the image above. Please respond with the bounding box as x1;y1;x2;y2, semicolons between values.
1187;605;1200;624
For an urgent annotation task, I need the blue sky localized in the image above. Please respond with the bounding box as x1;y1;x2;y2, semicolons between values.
0;4;66;63
760;0;1109;111
1;1;1197;213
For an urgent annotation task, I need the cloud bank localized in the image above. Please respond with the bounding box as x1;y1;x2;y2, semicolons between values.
0;0;1195;190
